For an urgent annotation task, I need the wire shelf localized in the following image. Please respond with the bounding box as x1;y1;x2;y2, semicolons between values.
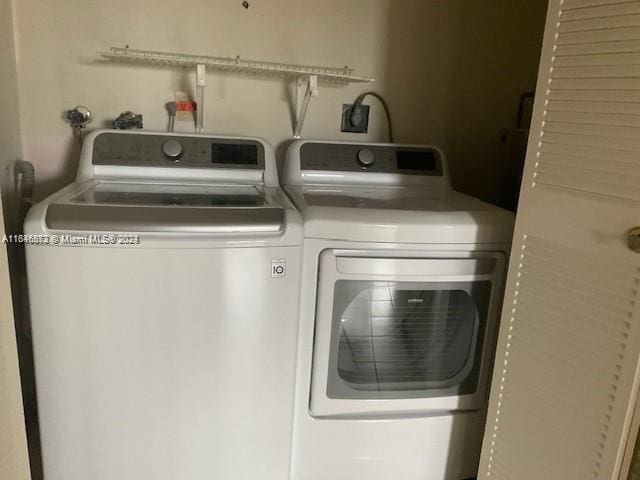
98;47;375;84
97;46;374;137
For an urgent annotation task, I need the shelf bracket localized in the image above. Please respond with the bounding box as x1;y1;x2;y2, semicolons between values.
195;63;206;132
293;74;319;139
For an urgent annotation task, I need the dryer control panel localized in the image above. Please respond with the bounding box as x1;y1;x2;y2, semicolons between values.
299;142;443;176
92;132;265;170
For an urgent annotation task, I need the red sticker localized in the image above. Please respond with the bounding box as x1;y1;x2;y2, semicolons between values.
176;101;196;112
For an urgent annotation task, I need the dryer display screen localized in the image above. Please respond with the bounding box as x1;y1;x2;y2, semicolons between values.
211;143;258;165
397;150;438;172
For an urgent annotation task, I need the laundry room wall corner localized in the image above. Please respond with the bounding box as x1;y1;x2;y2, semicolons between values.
437;0;548;207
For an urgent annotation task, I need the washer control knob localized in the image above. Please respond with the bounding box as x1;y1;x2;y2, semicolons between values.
162;139;184;161
357;148;375;168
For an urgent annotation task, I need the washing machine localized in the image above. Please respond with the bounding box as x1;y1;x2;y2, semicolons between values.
283;140;514;480
25;130;302;480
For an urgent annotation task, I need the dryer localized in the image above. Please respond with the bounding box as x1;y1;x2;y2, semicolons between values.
283;140;514;480
25;130;302;480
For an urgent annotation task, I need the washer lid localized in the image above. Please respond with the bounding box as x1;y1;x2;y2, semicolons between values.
72;182;268;207
46;181;285;234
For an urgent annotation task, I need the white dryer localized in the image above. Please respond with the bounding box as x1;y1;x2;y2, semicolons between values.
25;130;302;480
283;140;514;480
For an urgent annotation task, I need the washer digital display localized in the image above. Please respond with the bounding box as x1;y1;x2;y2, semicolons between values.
211;143;258;165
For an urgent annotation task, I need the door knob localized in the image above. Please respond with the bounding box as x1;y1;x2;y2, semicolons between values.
626;227;640;253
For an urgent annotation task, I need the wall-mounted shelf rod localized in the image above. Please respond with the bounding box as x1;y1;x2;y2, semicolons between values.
97;46;375;137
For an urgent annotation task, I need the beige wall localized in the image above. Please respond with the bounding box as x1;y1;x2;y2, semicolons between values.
1;0;24;230
0;0;31;477
11;0;547;204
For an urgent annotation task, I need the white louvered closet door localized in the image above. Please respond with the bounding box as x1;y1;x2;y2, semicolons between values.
477;1;640;479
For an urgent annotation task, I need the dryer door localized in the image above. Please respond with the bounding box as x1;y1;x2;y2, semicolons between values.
310;249;505;417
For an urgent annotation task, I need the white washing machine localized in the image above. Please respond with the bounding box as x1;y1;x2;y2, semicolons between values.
283;140;514;480
25;130;302;480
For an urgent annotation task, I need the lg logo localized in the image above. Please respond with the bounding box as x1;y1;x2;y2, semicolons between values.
271;259;286;278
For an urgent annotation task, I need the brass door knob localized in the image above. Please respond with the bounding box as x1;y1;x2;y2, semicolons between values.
626;228;640;253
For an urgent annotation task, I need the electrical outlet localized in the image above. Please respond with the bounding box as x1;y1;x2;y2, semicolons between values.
341;103;369;134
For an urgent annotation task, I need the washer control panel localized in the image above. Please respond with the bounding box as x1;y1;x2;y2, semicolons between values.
93;132;265;170
300;142;442;175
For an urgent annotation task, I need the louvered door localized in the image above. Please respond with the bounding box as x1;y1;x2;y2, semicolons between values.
477;1;640;479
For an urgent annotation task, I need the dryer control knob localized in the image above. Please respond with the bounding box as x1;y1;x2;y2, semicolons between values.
162;139;184;162
357;148;375;168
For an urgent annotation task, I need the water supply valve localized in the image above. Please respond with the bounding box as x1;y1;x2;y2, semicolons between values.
65;105;92;143
113;111;143;130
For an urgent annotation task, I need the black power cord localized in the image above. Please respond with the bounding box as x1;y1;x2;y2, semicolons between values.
350;91;394;143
